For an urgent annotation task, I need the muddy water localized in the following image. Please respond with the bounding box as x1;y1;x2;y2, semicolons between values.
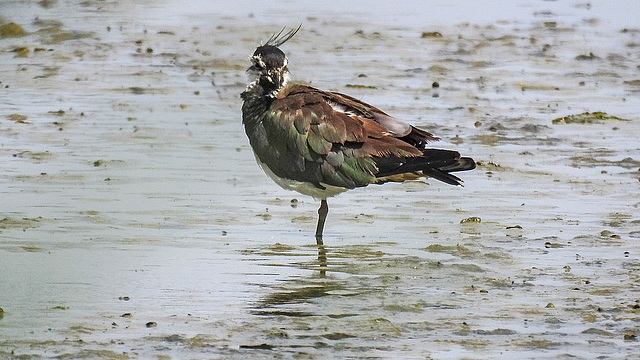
1;0;639;358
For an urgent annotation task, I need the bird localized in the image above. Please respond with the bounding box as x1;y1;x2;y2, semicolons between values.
240;26;475;244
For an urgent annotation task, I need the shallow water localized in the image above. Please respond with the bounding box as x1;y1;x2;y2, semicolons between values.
1;0;639;358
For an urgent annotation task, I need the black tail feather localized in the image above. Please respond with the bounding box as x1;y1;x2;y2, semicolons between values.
374;149;475;186
438;156;476;172
421;168;465;186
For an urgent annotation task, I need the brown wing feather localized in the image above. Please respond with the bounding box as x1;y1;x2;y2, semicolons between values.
285;84;438;142
274;84;422;157
264;83;471;189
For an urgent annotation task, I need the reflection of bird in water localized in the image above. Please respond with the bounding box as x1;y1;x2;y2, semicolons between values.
241;26;475;251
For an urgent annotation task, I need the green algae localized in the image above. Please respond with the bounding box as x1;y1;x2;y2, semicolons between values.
552;111;630;124
345;84;377;89
0;217;43;230
421;31;443;38
0;22;27;38
7;114;28;123
570;156;640;169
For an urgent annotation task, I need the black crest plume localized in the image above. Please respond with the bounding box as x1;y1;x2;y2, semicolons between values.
264;24;301;47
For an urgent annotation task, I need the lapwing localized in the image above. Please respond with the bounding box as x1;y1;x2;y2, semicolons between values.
240;26;475;244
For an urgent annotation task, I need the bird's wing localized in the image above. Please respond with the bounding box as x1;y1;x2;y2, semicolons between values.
258;83;473;190
257;84;422;190
311;87;476;185
320;89;440;148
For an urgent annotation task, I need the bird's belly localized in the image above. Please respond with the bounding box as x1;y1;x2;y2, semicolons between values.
254;155;348;200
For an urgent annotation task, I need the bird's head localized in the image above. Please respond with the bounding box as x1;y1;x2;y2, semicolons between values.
248;45;289;90
246;25;300;97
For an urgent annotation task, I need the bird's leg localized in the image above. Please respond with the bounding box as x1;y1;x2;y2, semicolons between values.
315;199;328;244
315;199;328;276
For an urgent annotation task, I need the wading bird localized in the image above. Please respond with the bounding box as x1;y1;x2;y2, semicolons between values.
240;26;475;245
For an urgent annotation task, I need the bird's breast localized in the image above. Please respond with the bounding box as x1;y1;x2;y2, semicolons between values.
253;153;348;200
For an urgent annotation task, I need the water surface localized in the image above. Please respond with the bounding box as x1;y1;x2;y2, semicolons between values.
1;0;639;358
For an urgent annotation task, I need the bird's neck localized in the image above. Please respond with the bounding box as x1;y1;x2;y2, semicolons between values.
259;77;285;98
241;72;289;121
244;70;288;99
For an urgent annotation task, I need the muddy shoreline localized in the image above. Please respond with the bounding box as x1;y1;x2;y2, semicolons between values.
1;0;639;358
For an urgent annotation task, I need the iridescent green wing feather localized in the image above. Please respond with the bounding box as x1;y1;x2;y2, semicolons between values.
263;84;423;189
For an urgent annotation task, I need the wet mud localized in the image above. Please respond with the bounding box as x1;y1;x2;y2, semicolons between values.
1;0;639;358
